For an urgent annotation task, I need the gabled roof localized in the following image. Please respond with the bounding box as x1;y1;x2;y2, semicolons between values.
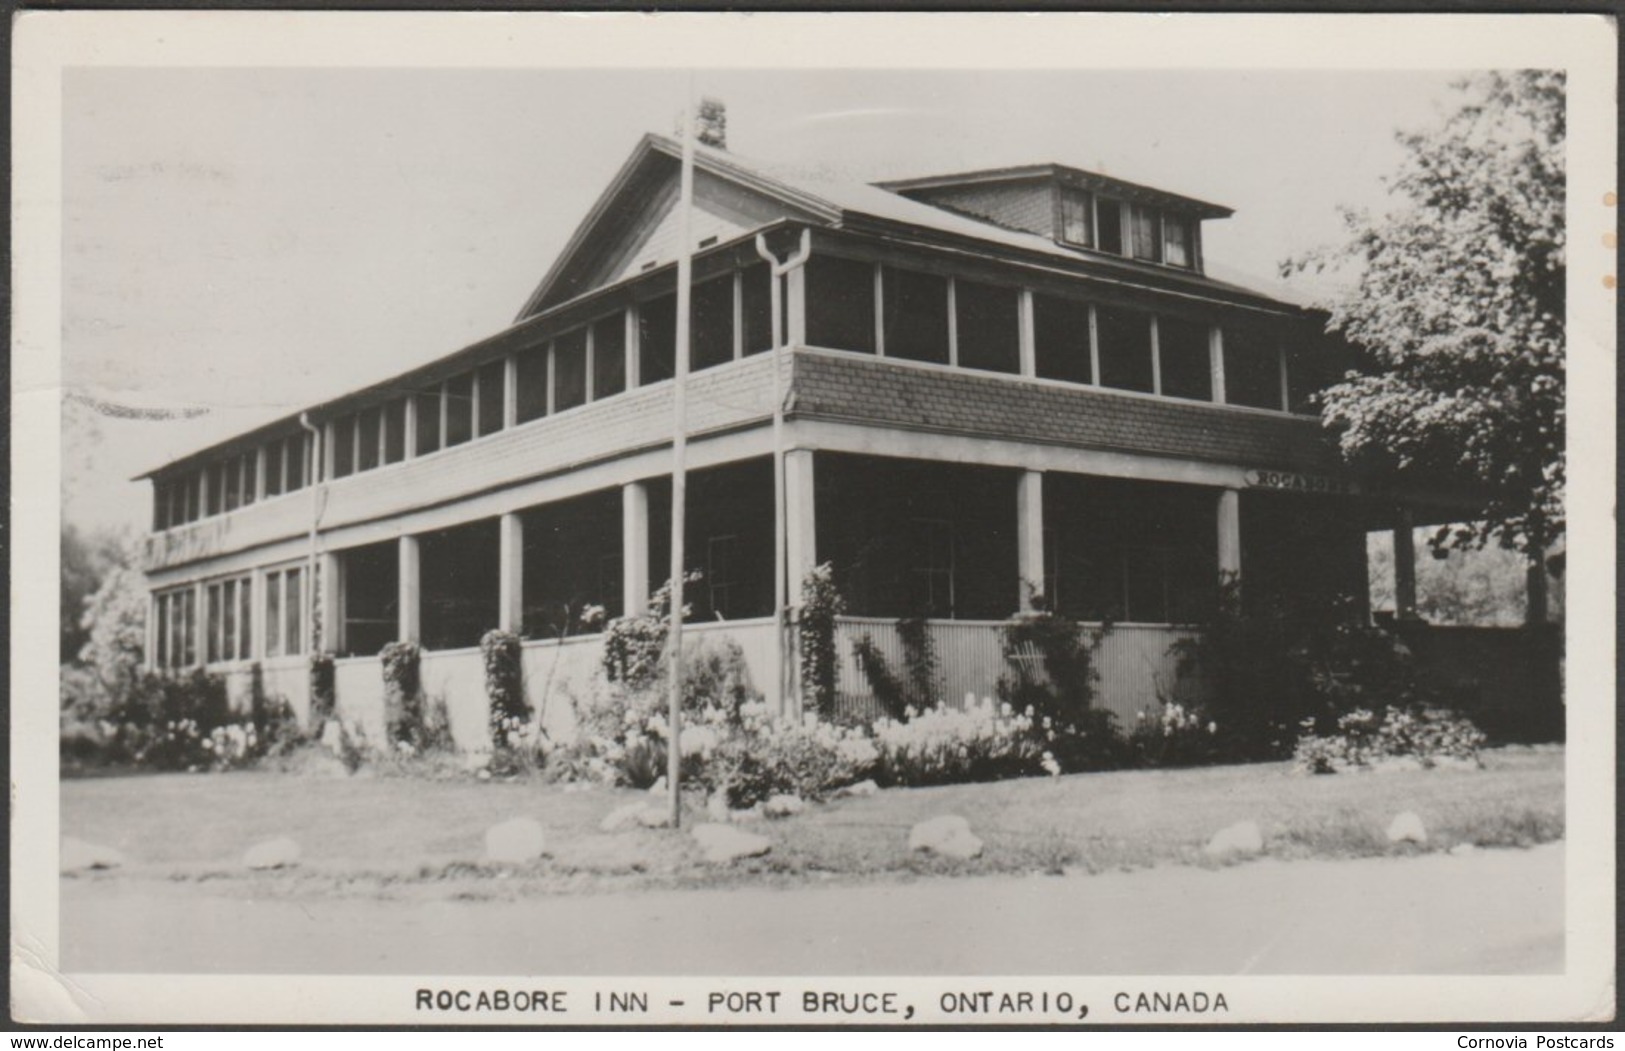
517;134;1255;321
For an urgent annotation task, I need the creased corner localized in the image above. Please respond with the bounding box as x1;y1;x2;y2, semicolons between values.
10;931;103;1024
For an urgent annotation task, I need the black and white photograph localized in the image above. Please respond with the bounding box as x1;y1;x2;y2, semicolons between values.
11;10;1616;1028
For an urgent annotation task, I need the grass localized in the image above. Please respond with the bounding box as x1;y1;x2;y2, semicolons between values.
60;745;1564;900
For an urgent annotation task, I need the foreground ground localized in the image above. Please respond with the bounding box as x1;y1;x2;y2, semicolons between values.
59;746;1565;974
61;745;1563;895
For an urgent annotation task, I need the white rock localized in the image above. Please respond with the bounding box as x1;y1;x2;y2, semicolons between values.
1204;820;1264;859
61;837;124;873
763;794;804;819
243;836;301;870
1449;842;1479;857
484;818;546;864
691;823;772;864
319;719;345;754
1386;811;1428;845
908;815;984;860
838;779;879;799
729;803;765;824
1370;756;1425;774
636;805;674;829
600;802;650;833
705;793;731;823
648;776;667;795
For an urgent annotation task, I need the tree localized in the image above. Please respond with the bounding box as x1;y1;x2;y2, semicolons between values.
76;541;148;707
60;523;124;662
1288;72;1564;563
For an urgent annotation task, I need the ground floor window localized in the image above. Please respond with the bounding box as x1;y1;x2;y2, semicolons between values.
204;576;252;664
340;541;398;658
421;520;498;650
263;566;306;658
522;490;623;639
154;587;197;669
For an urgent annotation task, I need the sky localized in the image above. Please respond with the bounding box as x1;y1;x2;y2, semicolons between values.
60;66;1474;534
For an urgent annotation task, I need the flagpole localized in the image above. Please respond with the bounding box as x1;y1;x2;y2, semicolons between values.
666;77;696;828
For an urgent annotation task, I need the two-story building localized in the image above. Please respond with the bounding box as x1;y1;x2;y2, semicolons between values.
138;128;1509;746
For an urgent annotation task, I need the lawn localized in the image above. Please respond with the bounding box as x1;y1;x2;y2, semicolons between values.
60;745;1564;900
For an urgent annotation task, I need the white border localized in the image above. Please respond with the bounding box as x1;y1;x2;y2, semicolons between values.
12;10;1616;1025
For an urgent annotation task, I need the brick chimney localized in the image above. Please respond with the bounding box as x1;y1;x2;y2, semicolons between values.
696;97;726;149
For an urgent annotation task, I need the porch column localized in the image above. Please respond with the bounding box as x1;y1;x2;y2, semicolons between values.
250;568;268;660
785;449;818;595
1392;508;1419;621
622;481;650;616
499;512;524;633
397;536;421;644
1016;469;1045;609
786;263;807;346
193;581;208;668
145;592;159;671
1525;548;1549;626
317;551;343;654
1217;488;1242;587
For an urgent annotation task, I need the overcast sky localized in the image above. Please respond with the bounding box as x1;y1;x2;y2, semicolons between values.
61;66;1472;532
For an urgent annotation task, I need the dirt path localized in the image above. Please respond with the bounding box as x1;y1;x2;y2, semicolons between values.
61;842;1562;975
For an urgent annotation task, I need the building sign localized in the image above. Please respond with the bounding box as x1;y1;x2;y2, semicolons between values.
1243;469;1358;496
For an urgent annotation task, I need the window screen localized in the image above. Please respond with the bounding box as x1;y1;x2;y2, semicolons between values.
554;329;587;412
882;266;949;364
414;387;443;455
357;406;381;472
805;255;876;354
691;275;735;370
1096;199;1124;255
1224;326;1284;410
639;293;677;385
954;279;1020;374
1157;315;1213;401
1131;206;1161;262
1059;187;1092;247
1034;294;1093;384
477;359;507;436
1096;305;1154;393
515;345;548;423
592;313;627;398
740;263;773;354
445;372;474;447
332;416;356;478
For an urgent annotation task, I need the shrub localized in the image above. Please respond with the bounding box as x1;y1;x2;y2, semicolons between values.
102;669;234;770
852;634;908;720
602;572;699;689
1294;705;1488;774
871;699;1051;787
996;600;1104;730
704;705;877;808
1127;701;1227;768
309;651;337;723
1173;583;1430;760
798;562;845;719
481;629;529;746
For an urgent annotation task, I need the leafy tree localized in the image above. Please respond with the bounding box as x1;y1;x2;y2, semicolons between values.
61;523;123;662
70;537;148;719
1288;71;1565;563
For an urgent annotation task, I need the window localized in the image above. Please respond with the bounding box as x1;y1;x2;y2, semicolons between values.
186;472;202;520
592;312;627;398
1096;198;1124;255
910;518;955;617
206;461;225;515
707;534;739;618
414;386;444;455
153;483;171;531
445;372;474;446
1130;205;1162;263
1157;315;1213;401
954;279;1020;374
882;266;949;364
332;416;356;478
554;329;587;412
241;454;257;506
285;435;306;491
1163;215;1193;268
691;275;735;370
383;398;407;464
740;263;774;355
1059;186;1092;247
264;439;285;497
223;457;242;512
206;577;251;664
805;255;876;354
357;406;381;472
639;293;677;385
264;566;305;658
477;360;506;436
1034;294;1093;384
155;587;198;669
1224;325;1284;410
1096;305;1154;393
515;345;549;423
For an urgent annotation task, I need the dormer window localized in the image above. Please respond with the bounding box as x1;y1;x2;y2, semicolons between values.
1058;186;1092;248
1163;215;1192;268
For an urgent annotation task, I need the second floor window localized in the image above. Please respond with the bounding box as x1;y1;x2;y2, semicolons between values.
1059;186;1092;248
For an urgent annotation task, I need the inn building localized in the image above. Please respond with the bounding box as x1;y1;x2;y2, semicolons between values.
138;127;1551;744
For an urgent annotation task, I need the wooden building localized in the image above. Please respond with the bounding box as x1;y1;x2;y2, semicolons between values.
138;130;1513;746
